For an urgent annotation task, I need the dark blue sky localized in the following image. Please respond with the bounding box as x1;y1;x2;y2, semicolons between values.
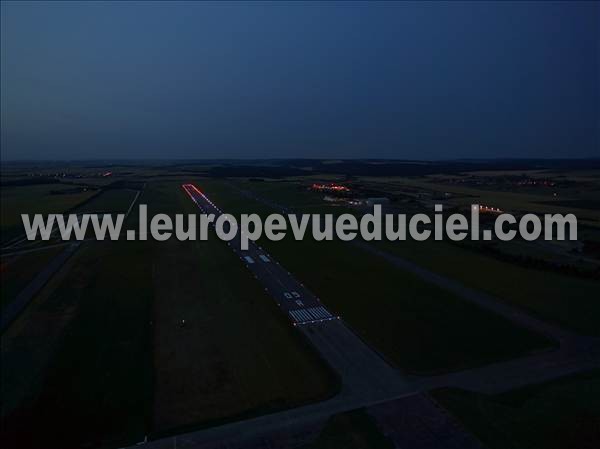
1;1;598;160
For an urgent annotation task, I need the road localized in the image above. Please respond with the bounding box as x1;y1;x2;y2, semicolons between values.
0;242;81;333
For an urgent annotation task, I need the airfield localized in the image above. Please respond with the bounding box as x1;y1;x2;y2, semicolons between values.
1;159;599;449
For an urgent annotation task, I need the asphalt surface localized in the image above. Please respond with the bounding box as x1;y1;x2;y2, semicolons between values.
367;394;485;449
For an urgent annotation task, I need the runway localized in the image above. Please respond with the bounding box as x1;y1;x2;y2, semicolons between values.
182;184;337;325
181;183;410;399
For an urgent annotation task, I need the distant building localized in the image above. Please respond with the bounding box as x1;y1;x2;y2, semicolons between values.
478;204;503;214
311;183;350;193
323;195;356;205
365;197;390;206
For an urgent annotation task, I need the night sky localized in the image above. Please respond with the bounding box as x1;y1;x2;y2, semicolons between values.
1;1;598;160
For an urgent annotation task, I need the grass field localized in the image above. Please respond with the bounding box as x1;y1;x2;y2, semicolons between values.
149;182;336;434
0;181;336;448
433;370;600;449
74;188;138;214
0;243;94;418
234;179;323;208
1;184;95;243
224;178;600;337
193;179;551;374
373;238;600;336
0;239;155;449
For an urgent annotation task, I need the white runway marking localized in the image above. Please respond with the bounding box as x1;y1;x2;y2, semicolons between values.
289;306;333;324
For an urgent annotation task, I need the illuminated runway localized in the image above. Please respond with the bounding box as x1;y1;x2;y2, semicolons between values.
182;183;409;399
182;184;339;327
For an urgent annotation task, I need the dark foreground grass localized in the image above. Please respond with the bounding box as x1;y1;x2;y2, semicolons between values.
0;246;63;312
195;179;551;374
433;370;600;449
0;239;154;449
